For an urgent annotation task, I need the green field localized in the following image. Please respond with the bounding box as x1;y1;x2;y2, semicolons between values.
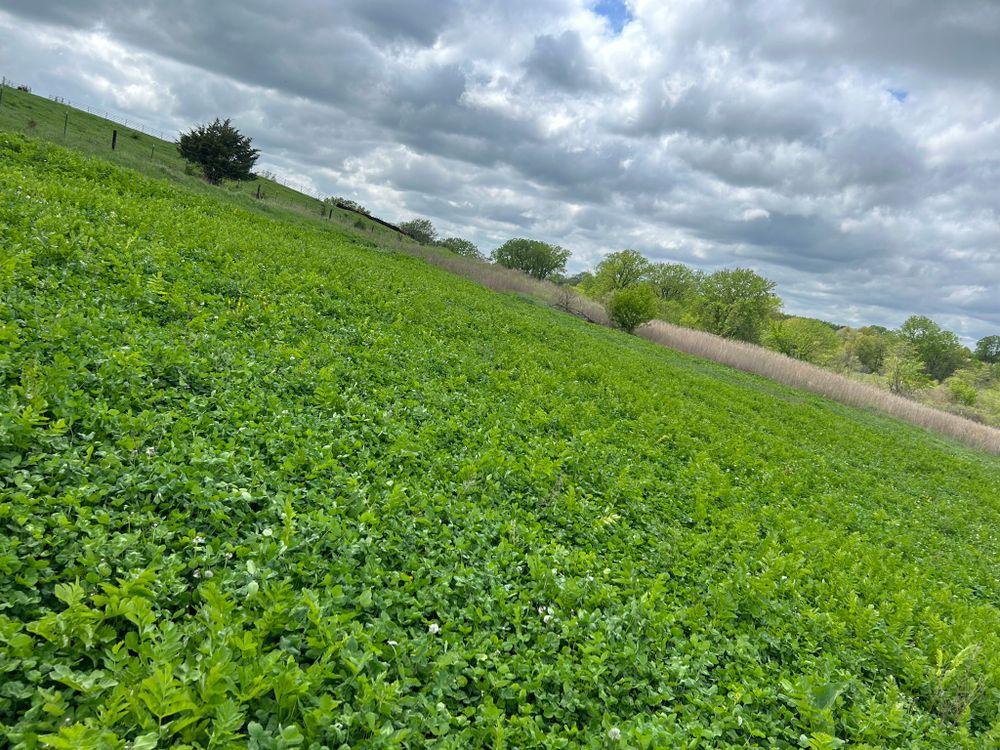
2;133;1000;749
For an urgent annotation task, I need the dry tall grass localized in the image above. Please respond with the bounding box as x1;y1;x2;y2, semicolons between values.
640;320;1000;455
385;235;1000;455
399;242;609;325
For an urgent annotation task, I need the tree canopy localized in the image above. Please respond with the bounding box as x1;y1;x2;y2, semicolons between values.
646;263;703;303
763;317;841;363
693;268;781;343
492;238;571;280
177;118;259;184
439;237;481;259
399;218;437;245
975;335;1000;364
586;250;651;297
897;315;967;381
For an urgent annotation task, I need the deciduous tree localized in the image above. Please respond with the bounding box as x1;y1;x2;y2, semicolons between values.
586;250;651;297
400;218;437;244
492;238;571;280
974;335;1000;364
439;237;481;258
897;315;967;381
693;267;781;343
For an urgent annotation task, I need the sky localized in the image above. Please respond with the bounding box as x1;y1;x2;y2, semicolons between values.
1;1;999;342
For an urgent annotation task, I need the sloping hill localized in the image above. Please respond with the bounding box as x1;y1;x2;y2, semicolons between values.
2;134;999;748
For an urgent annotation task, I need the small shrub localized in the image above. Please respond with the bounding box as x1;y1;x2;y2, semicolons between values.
948;378;978;406
609;284;658;333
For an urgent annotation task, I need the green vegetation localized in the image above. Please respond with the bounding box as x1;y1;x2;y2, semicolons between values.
492;238;571;280
3;134;1000;748
399;219;437;245
0;85;396;234
438;237;482;259
570;251;1000;427
177;118;259;184
607;284;658;334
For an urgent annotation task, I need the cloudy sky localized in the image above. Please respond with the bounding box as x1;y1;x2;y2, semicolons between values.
2;1;999;341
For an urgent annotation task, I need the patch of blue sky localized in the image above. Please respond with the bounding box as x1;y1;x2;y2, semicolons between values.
592;0;633;34
888;88;909;102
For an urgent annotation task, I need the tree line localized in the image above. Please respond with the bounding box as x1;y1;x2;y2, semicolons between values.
397;217;1000;411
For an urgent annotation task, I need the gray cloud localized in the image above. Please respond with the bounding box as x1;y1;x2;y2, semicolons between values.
1;0;998;342
524;31;606;92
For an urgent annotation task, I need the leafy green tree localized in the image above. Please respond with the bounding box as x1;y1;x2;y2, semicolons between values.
564;271;594;287
975;335;1000;364
586;250;651;297
492;238;571;280
177;118;259;184
897;315;968;381
693;268;781;343
884;342;929;395
439;237;481;258
400;218;437;244
852;331;890;373
764;317;841;363
646;262;703;302
608;284;658;334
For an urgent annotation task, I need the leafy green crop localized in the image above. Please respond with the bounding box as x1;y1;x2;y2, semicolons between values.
2;134;1000;748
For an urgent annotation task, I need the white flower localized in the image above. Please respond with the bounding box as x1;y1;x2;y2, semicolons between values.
428;622;440;634
608;727;621;741
387;640;398;646
193;536;205;545
203;570;214;579
543;615;552;624
193;570;201;578
145;446;157;456
262;528;273;537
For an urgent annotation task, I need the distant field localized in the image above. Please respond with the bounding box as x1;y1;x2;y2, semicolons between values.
2;134;1000;748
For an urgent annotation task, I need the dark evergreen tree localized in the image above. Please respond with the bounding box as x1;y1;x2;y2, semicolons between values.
177;118;259;183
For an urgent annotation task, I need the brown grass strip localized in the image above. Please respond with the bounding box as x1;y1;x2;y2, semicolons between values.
389;237;999;455
640;320;1000;455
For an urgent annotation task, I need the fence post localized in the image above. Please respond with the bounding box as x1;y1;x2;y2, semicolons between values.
0;78;4;109
111;129;118;150
63;112;69;138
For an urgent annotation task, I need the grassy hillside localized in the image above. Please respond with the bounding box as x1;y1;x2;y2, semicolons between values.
0;85;405;239
2;134;1000;749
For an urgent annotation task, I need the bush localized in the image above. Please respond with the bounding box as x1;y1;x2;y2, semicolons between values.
948;378;978;407
177;118;259;184
609;284;658;333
